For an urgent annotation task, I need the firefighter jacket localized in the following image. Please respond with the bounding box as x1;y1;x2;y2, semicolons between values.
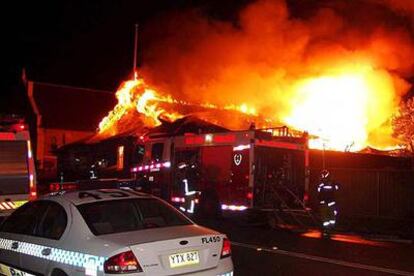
317;181;339;204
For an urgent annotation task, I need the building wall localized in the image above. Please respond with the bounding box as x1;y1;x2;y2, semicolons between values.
37;128;94;179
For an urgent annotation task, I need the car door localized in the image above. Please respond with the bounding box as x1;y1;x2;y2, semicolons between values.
20;200;69;275
0;201;49;274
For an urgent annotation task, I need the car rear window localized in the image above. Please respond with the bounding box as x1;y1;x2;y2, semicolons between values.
77;198;192;235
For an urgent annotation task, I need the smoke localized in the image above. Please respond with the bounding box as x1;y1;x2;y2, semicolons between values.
373;0;414;15
139;0;414;147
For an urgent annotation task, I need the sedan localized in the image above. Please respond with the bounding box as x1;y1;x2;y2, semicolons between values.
0;188;233;276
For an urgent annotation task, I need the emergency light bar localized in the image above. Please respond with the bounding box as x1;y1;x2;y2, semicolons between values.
221;204;248;211
131;161;171;173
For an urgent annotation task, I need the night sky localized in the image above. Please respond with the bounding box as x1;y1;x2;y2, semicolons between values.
3;0;252;92
2;0;414;105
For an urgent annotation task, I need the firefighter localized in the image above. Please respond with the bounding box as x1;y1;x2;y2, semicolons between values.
177;161;199;214
317;169;339;236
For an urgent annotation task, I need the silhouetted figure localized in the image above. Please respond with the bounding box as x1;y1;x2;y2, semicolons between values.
317;169;339;237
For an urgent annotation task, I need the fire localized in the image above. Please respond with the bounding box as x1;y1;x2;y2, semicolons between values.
224;103;257;116
98;79;140;135
283;63;400;151
286;74;369;151
98;79;184;136
130;0;414;152
136;89;184;124
99;61;402;152
98;78;259;137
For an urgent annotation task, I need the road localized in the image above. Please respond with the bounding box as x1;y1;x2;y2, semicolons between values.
1;212;413;275
196;217;414;276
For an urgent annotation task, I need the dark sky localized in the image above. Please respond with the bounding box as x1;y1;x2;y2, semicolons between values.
2;0;252;92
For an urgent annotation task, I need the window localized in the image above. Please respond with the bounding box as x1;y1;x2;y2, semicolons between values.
151;143;164;161
0;201;48;235
0;201;67;240
77;198;192;236
35;202;67;240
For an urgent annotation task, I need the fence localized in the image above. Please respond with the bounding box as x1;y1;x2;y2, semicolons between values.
308;168;414;235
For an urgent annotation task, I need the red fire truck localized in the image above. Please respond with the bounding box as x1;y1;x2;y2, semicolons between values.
130;126;309;217
0;115;37;216
56;117;310;221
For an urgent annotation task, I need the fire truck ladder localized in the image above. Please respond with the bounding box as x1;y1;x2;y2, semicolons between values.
264;176;320;232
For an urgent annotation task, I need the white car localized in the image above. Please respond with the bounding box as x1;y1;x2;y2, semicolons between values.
0;188;234;276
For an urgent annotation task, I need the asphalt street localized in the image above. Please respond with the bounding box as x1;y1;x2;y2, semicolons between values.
1;214;413;275
196;217;414;276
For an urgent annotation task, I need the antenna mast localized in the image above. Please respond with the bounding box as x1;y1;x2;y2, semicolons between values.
133;23;139;80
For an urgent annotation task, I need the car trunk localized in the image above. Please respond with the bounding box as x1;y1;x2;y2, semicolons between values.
100;225;224;275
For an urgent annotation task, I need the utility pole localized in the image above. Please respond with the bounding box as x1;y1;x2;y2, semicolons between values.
133;23;139;80
322;141;326;170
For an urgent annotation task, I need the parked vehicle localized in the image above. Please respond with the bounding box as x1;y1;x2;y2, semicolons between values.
0;188;233;276
0;114;37;217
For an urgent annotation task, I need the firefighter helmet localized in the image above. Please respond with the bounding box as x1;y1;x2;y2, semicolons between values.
321;169;330;179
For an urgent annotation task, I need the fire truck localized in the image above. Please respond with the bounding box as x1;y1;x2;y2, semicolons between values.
129;123;310;218
0;114;37;216
57;117;311;221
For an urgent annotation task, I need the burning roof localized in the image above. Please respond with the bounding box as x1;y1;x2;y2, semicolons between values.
95;78;265;141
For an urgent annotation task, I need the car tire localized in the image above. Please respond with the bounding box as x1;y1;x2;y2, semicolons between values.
51;269;68;276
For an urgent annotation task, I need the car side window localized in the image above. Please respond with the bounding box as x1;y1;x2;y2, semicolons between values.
35;201;68;240
0;201;49;235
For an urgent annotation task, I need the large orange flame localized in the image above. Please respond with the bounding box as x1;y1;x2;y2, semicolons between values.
283;63;400;151
99;64;398;151
98;61;402;152
98;78;258;137
98;78;184;136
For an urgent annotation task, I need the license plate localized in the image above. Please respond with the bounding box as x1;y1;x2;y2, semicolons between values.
169;251;200;268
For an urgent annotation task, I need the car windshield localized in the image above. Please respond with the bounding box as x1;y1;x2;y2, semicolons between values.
77;198;192;235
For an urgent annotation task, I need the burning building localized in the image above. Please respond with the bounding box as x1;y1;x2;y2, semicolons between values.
56;75;413;235
57;0;414;234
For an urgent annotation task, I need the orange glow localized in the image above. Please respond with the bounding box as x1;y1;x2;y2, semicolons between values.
98;63;403;152
301;230;389;247
283;63;401;151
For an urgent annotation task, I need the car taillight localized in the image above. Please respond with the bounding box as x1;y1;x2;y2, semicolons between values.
104;250;142;274
221;238;231;258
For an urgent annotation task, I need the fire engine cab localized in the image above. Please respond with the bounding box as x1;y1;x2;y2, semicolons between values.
131;125;309;217
0;115;37;216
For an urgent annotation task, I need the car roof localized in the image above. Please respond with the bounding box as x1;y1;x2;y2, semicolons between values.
41;188;154;206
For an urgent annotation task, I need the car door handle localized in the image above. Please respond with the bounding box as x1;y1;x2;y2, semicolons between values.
41;248;51;256
11;242;19;250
